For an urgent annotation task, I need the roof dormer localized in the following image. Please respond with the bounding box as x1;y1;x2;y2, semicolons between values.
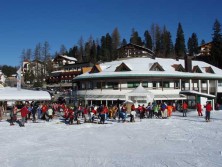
149;62;164;71
89;65;102;73
205;66;215;74
115;62;131;72
192;65;202;73
172;64;185;72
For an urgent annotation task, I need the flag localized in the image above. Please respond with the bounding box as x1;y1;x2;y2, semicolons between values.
17;67;21;91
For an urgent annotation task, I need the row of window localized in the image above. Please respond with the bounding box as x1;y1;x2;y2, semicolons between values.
50;75;76;79
78;80;219;90
79;81;181;90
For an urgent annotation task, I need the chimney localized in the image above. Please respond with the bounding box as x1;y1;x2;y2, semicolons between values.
184;55;192;72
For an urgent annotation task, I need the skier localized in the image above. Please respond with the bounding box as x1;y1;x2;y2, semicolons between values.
10;104;17;126
20;104;29;127
46;106;54;121
161;102;167;119
205;101;212;122
68;107;74;125
196;102;203;116
32;102;39;122
0;102;4;121
167;103;173;117
182;101;188;117
119;104;127;122
41;103;48;120
130;104;136;122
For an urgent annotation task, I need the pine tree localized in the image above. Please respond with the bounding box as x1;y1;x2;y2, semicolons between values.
161;26;173;58
130;28;143;46
210;19;222;68
42;41;51;77
144;30;152;50
85;42;91;62
78;36;84;63
33;43;42;61
90;40;97;63
112;27;121;60
33;43;42;84
121;39;127;46
59;44;67;55
105;33;112;61
175;22;186;58
201;39;205;45
155;25;162;57
187;33;199;56
101;36;107;61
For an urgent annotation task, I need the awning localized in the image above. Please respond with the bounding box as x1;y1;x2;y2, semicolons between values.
0;87;51;101
179;90;216;98
154;94;187;100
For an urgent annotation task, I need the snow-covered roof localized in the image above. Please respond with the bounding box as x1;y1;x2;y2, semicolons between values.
60;55;77;61
74;57;222;80
0;87;51;101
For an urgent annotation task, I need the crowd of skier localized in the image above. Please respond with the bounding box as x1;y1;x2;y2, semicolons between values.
0;99;213;127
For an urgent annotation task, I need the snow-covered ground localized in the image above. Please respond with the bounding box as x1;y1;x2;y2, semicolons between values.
0;110;222;167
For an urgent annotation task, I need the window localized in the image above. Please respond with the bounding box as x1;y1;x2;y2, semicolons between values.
81;83;85;89
96;82;105;89
127;82;140;88
163;81;169;88
152;81;157;88
174;81;180;89
142;82;148;88
113;82;119;89
218;80;222;87
107;82;113;89
107;82;119;89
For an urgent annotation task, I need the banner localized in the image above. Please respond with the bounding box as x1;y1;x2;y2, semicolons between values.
17;67;21;91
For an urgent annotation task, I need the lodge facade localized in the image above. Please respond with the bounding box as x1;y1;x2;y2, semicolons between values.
73;57;222;108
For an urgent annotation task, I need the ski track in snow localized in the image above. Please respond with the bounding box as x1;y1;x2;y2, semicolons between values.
0;111;222;167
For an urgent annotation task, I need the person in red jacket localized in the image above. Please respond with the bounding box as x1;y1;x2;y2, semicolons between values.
182;101;188;117
63;107;69;121
205;101;212;122
20;104;29;127
68;107;74;125
196;102;203;116
41;103;48;120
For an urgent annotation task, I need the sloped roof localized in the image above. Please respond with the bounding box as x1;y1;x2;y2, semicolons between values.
82;67;92;74
60;55;77;61
118;43;154;55
0;87;51;101
74;57;222;80
54;55;77;62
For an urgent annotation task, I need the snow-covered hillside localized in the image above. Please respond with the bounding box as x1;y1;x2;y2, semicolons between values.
0;110;222;167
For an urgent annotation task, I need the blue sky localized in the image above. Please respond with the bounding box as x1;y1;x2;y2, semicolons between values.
0;0;221;66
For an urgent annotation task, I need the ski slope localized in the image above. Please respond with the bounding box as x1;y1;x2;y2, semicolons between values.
0;110;222;167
